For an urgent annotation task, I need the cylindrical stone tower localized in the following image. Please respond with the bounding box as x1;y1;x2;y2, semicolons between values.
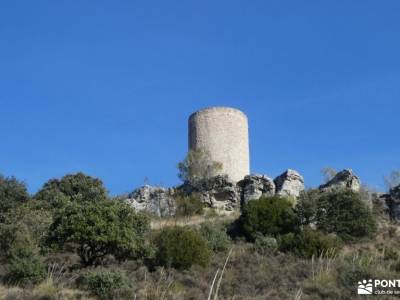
188;106;250;182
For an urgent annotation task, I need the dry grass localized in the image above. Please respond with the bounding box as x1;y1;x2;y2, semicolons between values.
1;216;400;299
150;211;239;230
0;284;95;300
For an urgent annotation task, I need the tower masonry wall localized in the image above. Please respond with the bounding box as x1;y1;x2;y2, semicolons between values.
188;107;250;182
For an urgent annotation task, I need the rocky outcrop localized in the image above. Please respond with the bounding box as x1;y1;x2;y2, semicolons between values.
237;174;275;204
383;185;400;220
125;185;176;217
179;175;240;212
319;169;361;192
274;169;304;198
122;170;315;216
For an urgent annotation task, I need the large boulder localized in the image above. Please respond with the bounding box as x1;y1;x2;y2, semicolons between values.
274;169;305;198
178;175;240;212
384;185;400;220
237;174;275;204
319;169;361;192
125;185;176;217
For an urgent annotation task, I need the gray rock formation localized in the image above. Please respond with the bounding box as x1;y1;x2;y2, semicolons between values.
125;185;176;217
319;169;361;192
124;171;307;216
384;185;400;220
237;174;275;204
181;175;241;212
274;169;305;198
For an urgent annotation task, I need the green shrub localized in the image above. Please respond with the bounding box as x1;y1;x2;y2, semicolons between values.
0;203;53;259
240;196;299;240
4;256;46;287
199;222;231;252
279;227;341;258
253;234;278;255
0;223;39;259
0;175;29;223
175;194;204;217
316;190;376;240
337;254;377;291
153;227;211;270
47;200;150;266
82;269;132;300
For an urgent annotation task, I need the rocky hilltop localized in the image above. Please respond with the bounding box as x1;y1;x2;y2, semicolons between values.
124;168;400;221
124;170;304;217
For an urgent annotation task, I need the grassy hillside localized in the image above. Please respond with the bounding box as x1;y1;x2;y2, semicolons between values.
0;172;399;299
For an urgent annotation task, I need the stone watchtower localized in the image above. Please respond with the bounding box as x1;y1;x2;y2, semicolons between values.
188;107;250;182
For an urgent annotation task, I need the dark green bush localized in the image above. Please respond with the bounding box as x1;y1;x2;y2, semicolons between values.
153;227;211;270
0;175;29;223
82;269;132;300
4;256;46;287
316;190;376;240
47;200;150;266
199;222;231;252
175;194;204;217
240;196;299;240
279;227;341;258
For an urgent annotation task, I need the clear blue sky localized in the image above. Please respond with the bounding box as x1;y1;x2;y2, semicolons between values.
1;1;399;195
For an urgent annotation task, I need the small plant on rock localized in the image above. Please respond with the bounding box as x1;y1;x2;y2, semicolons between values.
177;149;222;185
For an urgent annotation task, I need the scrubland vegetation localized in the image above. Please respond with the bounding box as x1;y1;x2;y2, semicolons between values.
0;171;399;299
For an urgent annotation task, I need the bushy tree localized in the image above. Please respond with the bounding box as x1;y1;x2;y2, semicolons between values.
0;174;30;222
152;227;211;270
240;196;299;240
316;190;376;240
279;227;341;258
178;149;222;185
47;200;150;266
34;172;108;207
